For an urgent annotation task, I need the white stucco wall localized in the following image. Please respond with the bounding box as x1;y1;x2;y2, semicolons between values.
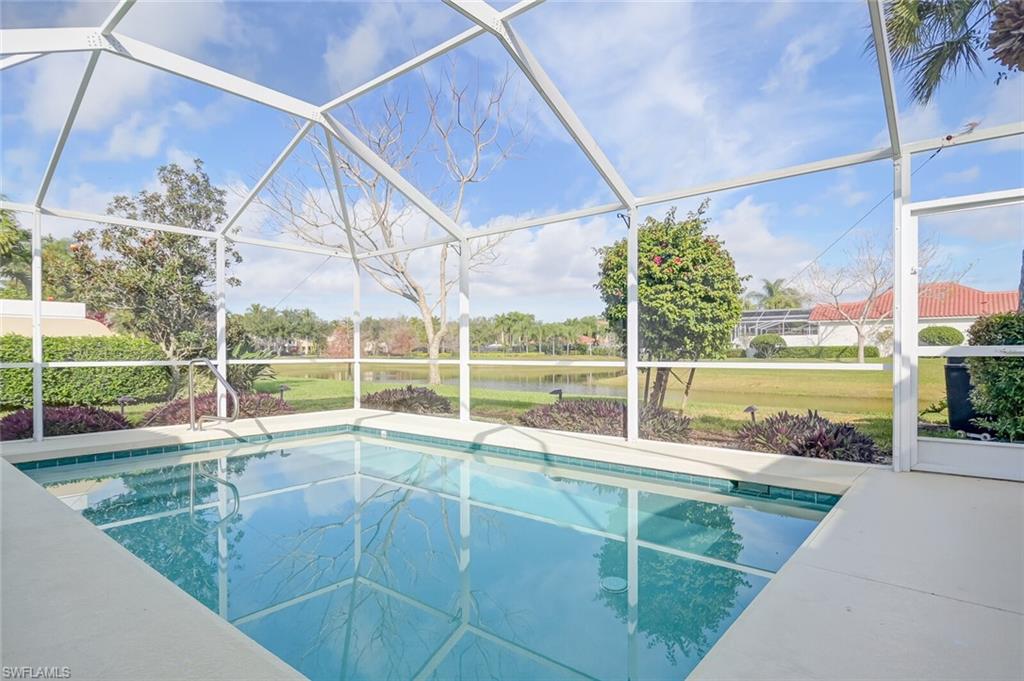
750;317;977;352
0;299;88;318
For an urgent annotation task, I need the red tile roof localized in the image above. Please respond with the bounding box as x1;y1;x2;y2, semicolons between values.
809;282;1019;322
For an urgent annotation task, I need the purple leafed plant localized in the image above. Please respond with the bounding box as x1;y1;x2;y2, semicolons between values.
140;392;295;427
362;385;453;415
738;409;882;462
519;399;691;442
0;406;132;441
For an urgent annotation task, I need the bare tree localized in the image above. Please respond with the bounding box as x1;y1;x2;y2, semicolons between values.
805;233;951;363
255;59;530;384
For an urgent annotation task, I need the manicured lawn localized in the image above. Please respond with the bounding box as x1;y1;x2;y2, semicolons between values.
242;358;950;447
65;356;949;450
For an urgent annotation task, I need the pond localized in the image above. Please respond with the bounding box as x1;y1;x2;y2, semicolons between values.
278;365;627;397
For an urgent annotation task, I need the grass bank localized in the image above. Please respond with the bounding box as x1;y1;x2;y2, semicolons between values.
68;357;949;449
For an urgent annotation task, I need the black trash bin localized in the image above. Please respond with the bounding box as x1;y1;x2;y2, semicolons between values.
944;357;982;433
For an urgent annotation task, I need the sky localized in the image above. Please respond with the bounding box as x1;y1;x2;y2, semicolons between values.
2;0;1021;323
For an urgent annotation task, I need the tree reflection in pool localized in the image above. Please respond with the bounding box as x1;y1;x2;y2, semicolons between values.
34;435;829;680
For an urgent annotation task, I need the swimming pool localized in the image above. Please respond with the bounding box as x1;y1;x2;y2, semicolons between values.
28;431;835;680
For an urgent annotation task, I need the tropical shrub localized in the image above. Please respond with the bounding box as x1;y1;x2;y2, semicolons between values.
0;334;171;408
749;333;787;358
140;392;295;427
518;399;691;442
737;410;882;462
596;204;744;408
226;342;276;392
966;312;1024;440
919;325;965;346
775;345;879;359
0;405;131;441
639;403;694;442
725;347;748;358
361;385;452;415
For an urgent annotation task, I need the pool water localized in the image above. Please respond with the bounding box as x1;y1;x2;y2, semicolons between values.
29;434;833;680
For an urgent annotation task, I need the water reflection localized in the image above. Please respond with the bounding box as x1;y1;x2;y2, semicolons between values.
359;367;626;397
39;438;823;680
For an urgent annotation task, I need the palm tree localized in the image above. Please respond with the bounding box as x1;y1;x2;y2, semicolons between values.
746;278;805;310
882;0;1022;104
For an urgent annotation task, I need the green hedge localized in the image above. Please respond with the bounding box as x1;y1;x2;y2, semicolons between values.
919;325;965;346
967;312;1024;440
776;345;880;359
0;334;172;408
750;333;787;358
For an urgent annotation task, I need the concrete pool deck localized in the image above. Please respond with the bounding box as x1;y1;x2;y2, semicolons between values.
691;467;1024;680
2;409;1022;679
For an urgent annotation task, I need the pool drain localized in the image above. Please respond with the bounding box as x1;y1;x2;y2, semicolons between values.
600;576;628;594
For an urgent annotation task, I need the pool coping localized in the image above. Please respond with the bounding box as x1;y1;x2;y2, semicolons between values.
0;408;877;495
10;421;842;510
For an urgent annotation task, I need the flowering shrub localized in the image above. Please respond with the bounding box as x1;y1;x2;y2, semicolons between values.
140;392;294;427
596;204;744;409
518;399;691;442
0;406;131;441
737;410;882;462
361;385;452;415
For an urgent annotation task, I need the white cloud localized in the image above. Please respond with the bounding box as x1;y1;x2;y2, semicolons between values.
472;215;620;318
755;2;799;32
516;1;872;196
322;3;466;95
65;181;117;213
973;73;1023;128
19;0;244;133
762;25;841;94
165;146;197;168
323;25;388;93
1;146;42;202
38;181;119;239
940;165;981;184
877;100;945;147
99;112;167;160
712;196;815;286
230;241;353;318
928;204;1024;242
826;173;870;207
794;202;820;218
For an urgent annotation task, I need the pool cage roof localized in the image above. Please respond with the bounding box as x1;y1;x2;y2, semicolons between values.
3;0;1019;253
3;0;1022;475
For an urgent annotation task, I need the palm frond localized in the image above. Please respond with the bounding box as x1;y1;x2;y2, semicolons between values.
880;0;992;103
908;31;984;101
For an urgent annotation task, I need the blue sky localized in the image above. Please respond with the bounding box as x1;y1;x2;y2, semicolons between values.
2;1;1021;321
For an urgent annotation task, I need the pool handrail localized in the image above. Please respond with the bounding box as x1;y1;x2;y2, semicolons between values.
188;358;239;430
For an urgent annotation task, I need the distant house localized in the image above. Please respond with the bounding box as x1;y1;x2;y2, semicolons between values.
0;300;112;337
735;282;1019;350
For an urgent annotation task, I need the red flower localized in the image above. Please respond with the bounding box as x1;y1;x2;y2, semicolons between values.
653;255;663;265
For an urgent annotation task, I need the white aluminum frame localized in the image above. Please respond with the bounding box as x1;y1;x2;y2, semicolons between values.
900;190;1024;480
2;0;1020;476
